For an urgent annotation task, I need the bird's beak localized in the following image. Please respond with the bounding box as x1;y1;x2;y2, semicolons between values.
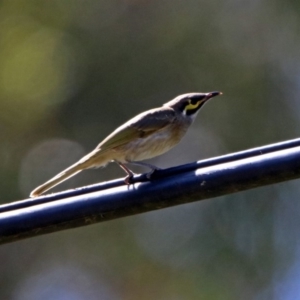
205;91;222;101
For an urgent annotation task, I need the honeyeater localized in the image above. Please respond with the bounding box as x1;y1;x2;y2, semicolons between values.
30;91;222;197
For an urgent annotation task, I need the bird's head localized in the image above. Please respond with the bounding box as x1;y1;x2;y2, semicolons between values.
164;92;222;118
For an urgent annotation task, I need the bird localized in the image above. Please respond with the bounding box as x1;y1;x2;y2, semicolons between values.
30;91;222;197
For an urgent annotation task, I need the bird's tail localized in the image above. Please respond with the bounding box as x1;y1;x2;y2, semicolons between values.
30;162;84;197
30;149;110;197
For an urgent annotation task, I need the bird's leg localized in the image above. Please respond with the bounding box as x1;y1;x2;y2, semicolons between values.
127;161;161;179
116;161;136;184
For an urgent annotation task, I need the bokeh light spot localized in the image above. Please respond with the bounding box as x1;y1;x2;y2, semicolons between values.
0;16;79;126
19;139;86;196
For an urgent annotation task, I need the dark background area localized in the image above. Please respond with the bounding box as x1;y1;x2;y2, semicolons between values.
1;0;300;299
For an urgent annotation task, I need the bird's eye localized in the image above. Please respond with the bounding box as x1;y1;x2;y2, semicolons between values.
190;96;205;105
184;99;201;112
183;96;206;115
190;98;199;105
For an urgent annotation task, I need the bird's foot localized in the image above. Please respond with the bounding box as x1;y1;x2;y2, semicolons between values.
116;161;136;185
124;173;137;185
128;161;161;180
146;167;162;180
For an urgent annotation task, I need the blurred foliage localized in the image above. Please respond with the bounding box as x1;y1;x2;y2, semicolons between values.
1;0;300;299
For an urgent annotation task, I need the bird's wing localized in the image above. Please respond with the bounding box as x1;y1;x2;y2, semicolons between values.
96;107;176;151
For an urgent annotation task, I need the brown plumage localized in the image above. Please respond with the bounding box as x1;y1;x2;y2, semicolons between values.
30;92;221;197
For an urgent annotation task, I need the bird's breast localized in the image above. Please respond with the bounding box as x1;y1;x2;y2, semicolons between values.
114;122;190;162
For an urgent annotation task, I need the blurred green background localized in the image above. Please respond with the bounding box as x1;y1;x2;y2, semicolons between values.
1;0;300;299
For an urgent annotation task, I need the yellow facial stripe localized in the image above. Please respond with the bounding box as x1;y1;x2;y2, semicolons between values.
185;101;201;111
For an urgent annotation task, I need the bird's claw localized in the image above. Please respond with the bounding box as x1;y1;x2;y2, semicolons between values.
146;168;161;180
124;174;134;185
